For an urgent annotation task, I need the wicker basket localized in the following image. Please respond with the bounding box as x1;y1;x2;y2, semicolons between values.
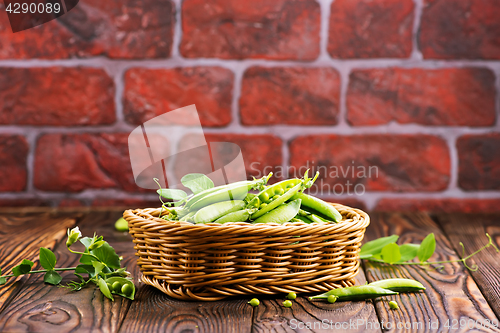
123;203;369;301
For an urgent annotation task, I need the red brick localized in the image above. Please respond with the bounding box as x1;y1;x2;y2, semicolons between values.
289;135;450;192
458;134;500;191
0;135;28;192
240;67;339;126
0;67;115;126
180;0;320;60
59;199;86;207
0;0;174;59
174;134;283;182
328;0;413;58
124;67;233;127
376;198;500;213
347;68;496;126
34;133;158;192
419;0;500;59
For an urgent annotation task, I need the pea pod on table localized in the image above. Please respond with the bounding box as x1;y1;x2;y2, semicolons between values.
368;278;425;292
309;285;398;302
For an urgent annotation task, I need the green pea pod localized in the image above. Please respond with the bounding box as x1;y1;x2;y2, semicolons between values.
368;278;426;292
190;180;266;212
187;174;271;210
294;215;313;224
251;182;302;219
309;285;398;302
290;192;342;223
253;199;302;224
194;200;246;224
213;209;251;223
179;211;196;222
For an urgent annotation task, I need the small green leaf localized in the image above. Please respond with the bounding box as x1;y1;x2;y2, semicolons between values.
79;254;94;265
157;189;188;201
0;277;6;285
92;261;105;276
44;270;62;285
75;264;95;277
360;235;399;259
12;260;33;276
418;233;436;263
91;242;121;269
39;248;57;270
98;277;114;301
79;237;94;249
398;243;420;262
181;173;214;195
381;243;401;264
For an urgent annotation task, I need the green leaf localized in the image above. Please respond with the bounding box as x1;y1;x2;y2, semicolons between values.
12;259;34;276
418;233;436;263
157;189;188;201
92;261;105;276
360;235;399;259
0;277;6;285
75;264;95;277
79;237;94;249
39;248;57;270
79;254;94;265
98;277;114;301
44;270;62;285
91;242;121;269
398;243;420;262
381;243;401;264
181;173;214;195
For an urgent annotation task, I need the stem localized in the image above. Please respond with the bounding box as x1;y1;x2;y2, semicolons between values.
2;267;77;278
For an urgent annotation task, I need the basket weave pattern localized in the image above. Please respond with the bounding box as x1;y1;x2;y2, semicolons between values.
124;203;369;301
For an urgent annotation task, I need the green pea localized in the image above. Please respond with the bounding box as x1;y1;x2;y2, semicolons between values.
248;298;260;307
260;203;267;208
389;301;399;310
287;292;296;300
272;195;280;201
112;281;122;293
121;284;133;296
275;188;284;196
283;300;292;308
260;192;270;203
115;217;128;232
328;295;337;303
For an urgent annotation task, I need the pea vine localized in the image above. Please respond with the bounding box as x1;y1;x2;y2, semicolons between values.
360;233;499;271
0;227;135;301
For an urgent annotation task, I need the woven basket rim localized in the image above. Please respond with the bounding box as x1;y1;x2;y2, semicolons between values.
123;202;369;232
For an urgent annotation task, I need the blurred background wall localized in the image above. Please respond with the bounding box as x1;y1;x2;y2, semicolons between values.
0;0;499;212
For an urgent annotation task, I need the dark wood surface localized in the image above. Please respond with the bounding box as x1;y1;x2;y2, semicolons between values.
0;209;499;333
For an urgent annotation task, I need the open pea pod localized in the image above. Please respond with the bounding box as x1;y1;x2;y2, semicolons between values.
250;182;302;219
105;276;135;300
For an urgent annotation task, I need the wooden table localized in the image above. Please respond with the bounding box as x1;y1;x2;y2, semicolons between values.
0;208;499;332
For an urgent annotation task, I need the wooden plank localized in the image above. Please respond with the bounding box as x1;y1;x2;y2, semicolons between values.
363;213;500;333
0;212;76;312
119;287;254;333
251;271;381;333
435;213;500;320
0;211;136;333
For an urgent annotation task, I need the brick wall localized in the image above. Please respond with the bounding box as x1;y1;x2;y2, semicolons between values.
0;0;499;212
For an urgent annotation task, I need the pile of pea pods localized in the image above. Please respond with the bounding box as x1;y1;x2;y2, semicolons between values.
159;171;343;224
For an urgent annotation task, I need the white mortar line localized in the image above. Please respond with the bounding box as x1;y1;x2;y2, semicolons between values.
411;0;424;60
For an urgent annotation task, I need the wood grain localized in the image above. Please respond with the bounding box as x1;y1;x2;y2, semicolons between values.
435;213;500;321
0;211;135;333
0;213;76;312
363;213;500;333
119;286;254;333
251;271;381;333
